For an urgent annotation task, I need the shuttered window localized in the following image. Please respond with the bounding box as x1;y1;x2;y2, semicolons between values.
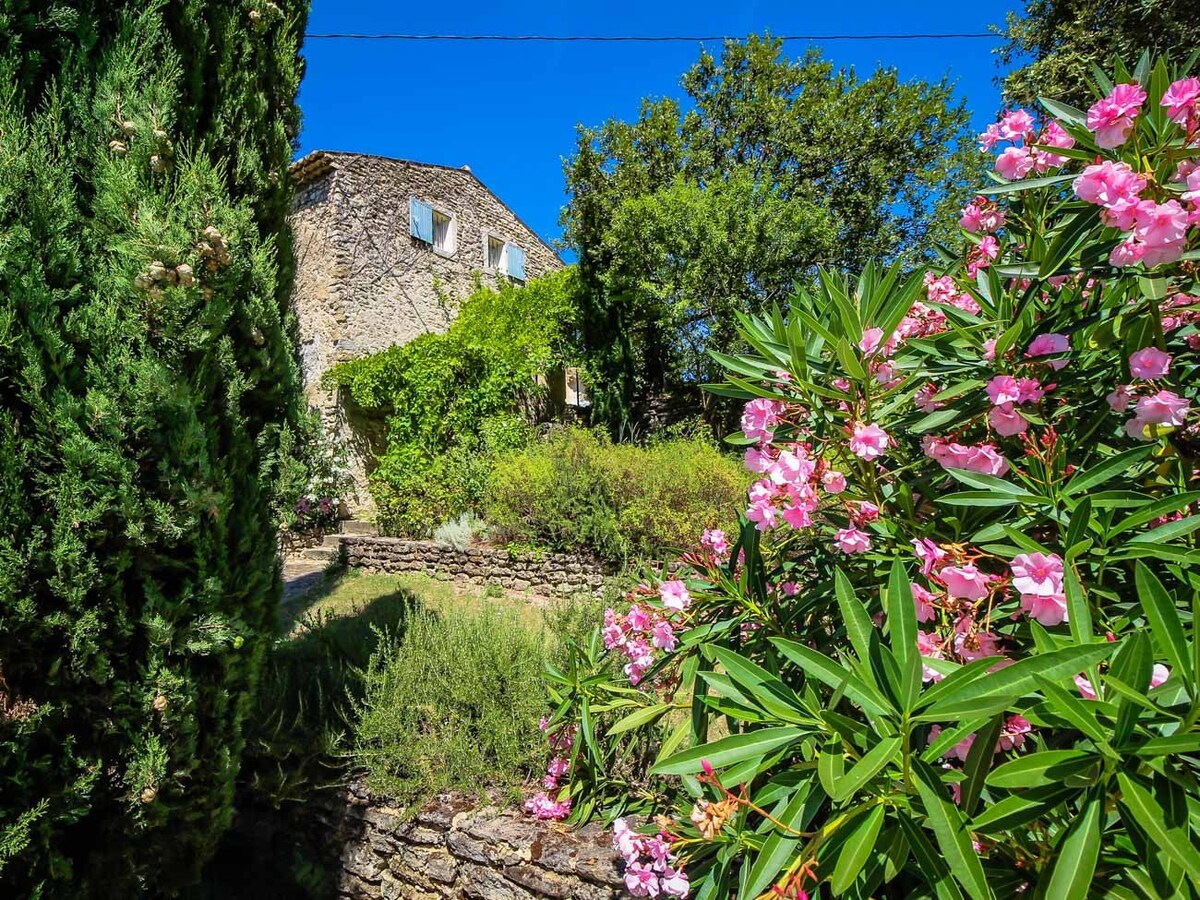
409;198;433;243
505;243;526;281
486;235;505;270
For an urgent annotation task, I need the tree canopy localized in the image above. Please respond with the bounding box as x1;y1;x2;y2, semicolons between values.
998;0;1200;108
563;35;984;433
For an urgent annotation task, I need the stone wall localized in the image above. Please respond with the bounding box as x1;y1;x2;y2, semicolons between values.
288;151;564;510
295;786;626;899
341;536;608;597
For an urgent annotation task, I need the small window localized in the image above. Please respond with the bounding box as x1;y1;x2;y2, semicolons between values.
432;209;455;254
486;234;505;271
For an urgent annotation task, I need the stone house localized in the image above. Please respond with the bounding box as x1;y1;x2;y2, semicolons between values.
288;151;564;510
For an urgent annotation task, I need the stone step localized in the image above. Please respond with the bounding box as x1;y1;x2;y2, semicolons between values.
299;545;341;563
339;519;376;536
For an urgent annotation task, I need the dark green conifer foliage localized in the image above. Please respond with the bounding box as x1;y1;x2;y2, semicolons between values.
0;1;309;894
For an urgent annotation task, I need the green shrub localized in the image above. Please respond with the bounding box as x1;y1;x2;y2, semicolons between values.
0;3;307;894
484;428;748;561
351;604;548;806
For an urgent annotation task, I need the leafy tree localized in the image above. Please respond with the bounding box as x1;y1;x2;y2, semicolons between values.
563;34;984;432
0;1;307;894
998;0;1200;107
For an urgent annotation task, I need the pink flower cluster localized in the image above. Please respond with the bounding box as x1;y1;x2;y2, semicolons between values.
922;436;1010;476
1108;348;1190;439
1086;82;1147;148
524;719;577;820
612;819;689;898
959;197;1006;235
604;581;689;685
1010;551;1068;626
929;715;1032;765
980;109;1075;181
1077;664;1169;701
1068;79;1200;267
925;274;981;316
740;398;786;444
743;441;822;532
985;373;1045;437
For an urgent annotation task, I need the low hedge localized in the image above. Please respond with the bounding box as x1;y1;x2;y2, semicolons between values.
484;428;748;562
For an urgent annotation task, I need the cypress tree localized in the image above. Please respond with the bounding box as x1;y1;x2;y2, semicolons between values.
0;1;309;894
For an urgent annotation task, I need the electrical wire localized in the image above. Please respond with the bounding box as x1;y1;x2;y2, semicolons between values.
304;32;1001;43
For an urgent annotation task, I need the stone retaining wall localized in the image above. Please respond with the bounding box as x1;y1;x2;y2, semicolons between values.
307;785;626;899
341;536;608;597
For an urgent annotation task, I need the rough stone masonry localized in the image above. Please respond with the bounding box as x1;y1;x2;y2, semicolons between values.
340;535;609;598
308;785;627;900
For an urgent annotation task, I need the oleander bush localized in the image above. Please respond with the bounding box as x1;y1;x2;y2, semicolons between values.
484;428;749;562
536;56;1200;899
0;2;308;894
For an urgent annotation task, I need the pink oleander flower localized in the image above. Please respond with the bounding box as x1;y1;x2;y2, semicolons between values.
1107;384;1134;411
990;403;1028;436
770;448;815;486
741;398;785;444
986;374;1021;406
1011;552;1065;597
651;620;678;652
996;146;1035;180
1087;82;1147;148
834;526;871;554
1129;347;1171;380
1021;592;1069;626
781;581;800;597
625;862;660;897
858;326;884;355
626;605;652;633
1026;333;1070;370
923;436;1011;476
660;580;691;611
743;446;773;473
912;538;948;577
547;756;570;778
982;338;997;361
955;624;1003;667
525;791;571;820
746;498;777;531
660;868;690;898
912;582;939;622
916;382;944;413
1151;663;1170;689
701;528;728;557
1076;674;1098;700
821;469;847;494
917;631;945;682
1074;160;1147;208
959;198;1006;233
939;564;994;602
854;501;880;525
999;108;1036;142
997;715;1032;752
1135;390;1190;426
1017;378;1045;404
780;502;812;530
848;422;891;461
1034;120;1075;171
1162;77;1200;125
945;731;976;763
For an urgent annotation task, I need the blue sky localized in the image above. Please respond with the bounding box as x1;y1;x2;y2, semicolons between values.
297;1;1026;250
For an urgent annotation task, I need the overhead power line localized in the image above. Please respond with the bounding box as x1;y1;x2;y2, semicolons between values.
304;32;1002;43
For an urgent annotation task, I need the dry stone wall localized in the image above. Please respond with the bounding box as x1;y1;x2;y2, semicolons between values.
293;786;626;900
341;536;608;597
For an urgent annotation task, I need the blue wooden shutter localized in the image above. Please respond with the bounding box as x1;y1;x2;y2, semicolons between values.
409;198;433;243
506;243;526;280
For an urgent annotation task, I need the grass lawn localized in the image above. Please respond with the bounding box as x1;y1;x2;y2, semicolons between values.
278;569;548;639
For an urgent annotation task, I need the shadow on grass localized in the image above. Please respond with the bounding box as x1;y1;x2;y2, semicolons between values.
193;575;425;899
